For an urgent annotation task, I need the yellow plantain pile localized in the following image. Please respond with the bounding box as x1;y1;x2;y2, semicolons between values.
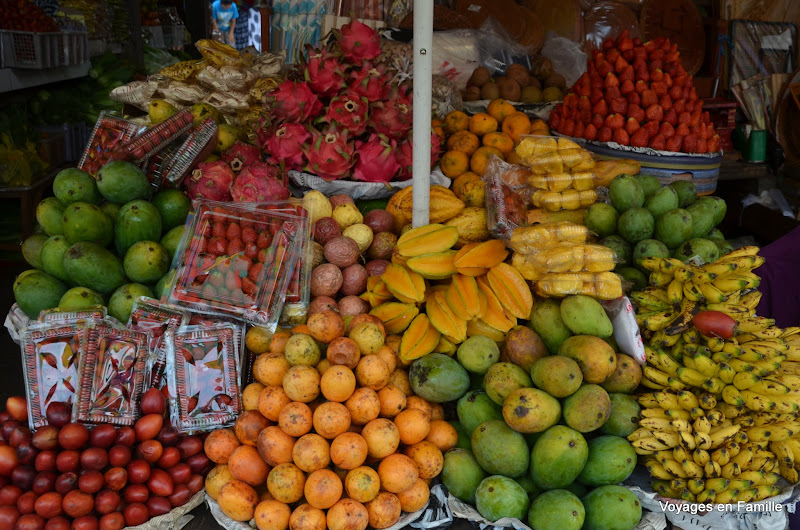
509;221;623;300
364;224;533;364
628;247;800;503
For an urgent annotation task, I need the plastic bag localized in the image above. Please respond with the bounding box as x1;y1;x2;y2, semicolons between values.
431;29;481;91
540;31;587;89
476;17;534;74
509;221;589;253
531;188;598;211
483;157;529;239
584;1;642;51
534;271;624;300
602;296;646;364
517;243;618;274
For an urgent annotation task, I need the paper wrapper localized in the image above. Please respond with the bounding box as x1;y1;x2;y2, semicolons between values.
126;490;205;530
448;490;667;530
207;484;453;529
288;169;451;200
625;466;800;530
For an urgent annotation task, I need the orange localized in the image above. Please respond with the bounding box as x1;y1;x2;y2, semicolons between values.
443;111;469;134
445;130;480;156
470;146;504;176
431;118;446;140
254;500;291;530
344;466;381;503
425;420;458;451
304;469;343;510
501;111;532;144
487;98;516;124
393;408;431;445
482;132;515;156
468;113;499;136
506;151;523;165
530;118;550;135
439;150;469;179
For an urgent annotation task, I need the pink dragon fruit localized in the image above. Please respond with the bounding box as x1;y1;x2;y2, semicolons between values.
302;45;346;98
352;134;400;183
335;19;381;63
231;162;290;202
349;61;391;101
325;92;369;136
303;124;355;181
395;132;443;181
221;141;262;172
369;88;413;140
185;161;235;201
270;80;323;123
263;123;311;171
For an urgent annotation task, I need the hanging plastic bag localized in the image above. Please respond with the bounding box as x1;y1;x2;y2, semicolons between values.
540;31;588;90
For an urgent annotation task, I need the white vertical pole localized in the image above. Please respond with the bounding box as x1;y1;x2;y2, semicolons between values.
411;0;433;227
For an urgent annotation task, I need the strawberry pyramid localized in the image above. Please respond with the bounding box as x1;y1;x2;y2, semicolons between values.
548;31;720;154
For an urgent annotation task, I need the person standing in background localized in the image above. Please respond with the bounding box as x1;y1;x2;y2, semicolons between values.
211;0;238;46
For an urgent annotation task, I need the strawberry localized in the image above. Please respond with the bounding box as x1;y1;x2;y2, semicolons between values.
625;117;640;135
665;134;683;152
633;57;647;71
708;135;720;153
626;91;641;106
226;223;241;241
685;100;695;113
584;124;598;141
592;99;608;116
649;49;665;62
674;74;688;87
677;111;691;125
651;68;664;82
592;50;603;60
602;38;614;51
701;110;710;123
645;104;664;122
211;223;227;238
635;80;648;94
659;94;672;110
622;49;635;62
590;88;605;104
549;113;561;130
597;61;613;78
642;120;660;137
578;96;591;112
683;133;698;153
609;98;628;115
650;59;664;72
620;79;635;95
664;108;678;126
577;83;591;97
562;119;575;137
591;113;605;130
617;32;634;51
644;41;658;53
690;110;701;126
208;237;227;256
650;133;666;151
614;55;629;73
675;123;690;136
607;49;620;63
227;238;245;255
224;270;242;291
673;99;686;113
244;242;259;259
659;122;675;138
613;128;630;146
606;86;621;100
652;82;668;97
574;121;585;138
604;72;619;88
636;68;650;83
598;126;613;143
564;93;578;109
630;127;649;148
699;123;708;140
689;87;698;101
697;138;708;154
605;114;624;130
633;37;642;46
628;104;645;122
666;50;680;62
641;90;658;108
257;231;273;249
619;66;634;83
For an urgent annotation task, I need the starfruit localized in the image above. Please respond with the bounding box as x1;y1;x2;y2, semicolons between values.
396;224;459;257
360;277;393;308
475;276;516;333
487;263;533;319
407;251;458;280
391;246;408;267
370;302;420;334
466;318;506;342
434;336;457;356
453;240;508;274
426;290;467;344
399;314;441;365
445;274;486;321
381;264;426;304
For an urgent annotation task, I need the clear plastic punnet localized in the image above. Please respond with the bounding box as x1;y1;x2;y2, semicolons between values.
165;323;242;433
167;200;308;330
20;320;95;430
127;297;188;390
38;307;106;324
78;111;142;176
117;109;195;163
72;324;149;426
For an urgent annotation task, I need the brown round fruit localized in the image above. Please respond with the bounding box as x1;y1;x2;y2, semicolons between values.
123;503;149;526
78;471;104;494
137;440;163;464
113;428;135;448
80;448;108;471
310;263;343;298
147;468;174;497
140;388;167;415
134;415;163;442
99;512;125;530
57;424;88;451
145;496;171;517
31;426;59;451
324;236;359;268
340;264;368;297
88;425;116;449
45;403;71;428
313;217;341;246
103;468;127;491
94;490;120;515
126;460;151;485
156;447;180;469
62;489;93;518
108;446;131;468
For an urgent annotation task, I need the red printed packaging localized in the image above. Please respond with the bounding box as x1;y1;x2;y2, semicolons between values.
127;297;188;389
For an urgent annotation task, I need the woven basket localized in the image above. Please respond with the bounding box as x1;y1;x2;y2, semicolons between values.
640;0;705;76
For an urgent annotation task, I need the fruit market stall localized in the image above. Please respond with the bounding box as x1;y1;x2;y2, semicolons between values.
4;2;800;528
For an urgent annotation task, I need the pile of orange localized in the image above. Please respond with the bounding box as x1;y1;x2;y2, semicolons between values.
434;99;549;209
205;311;459;530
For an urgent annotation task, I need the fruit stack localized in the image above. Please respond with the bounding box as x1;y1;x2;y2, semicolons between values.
548;30;720;154
462;57;567;104
629;249;800;503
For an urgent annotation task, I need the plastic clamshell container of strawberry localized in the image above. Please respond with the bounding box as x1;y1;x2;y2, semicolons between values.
72;324;149;426
165;323;242;432
161;118;220;187
118;109;196;163
38;307;107;325
168;201;308;330
78;112;142;176
20;321;95;430
127;298;188;389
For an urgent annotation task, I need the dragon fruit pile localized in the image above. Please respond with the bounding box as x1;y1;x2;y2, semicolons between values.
256;20;441;183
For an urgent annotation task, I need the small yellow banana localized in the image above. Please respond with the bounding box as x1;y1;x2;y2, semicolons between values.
704;460;722;478
710;425;741;448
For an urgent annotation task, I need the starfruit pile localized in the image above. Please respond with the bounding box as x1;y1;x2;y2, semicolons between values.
509;221;623;300
363;224;532;365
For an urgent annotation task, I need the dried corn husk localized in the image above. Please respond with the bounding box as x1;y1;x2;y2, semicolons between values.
110;80;159;107
159;81;209;104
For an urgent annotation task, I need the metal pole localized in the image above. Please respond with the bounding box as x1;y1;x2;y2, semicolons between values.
411;0;433;227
